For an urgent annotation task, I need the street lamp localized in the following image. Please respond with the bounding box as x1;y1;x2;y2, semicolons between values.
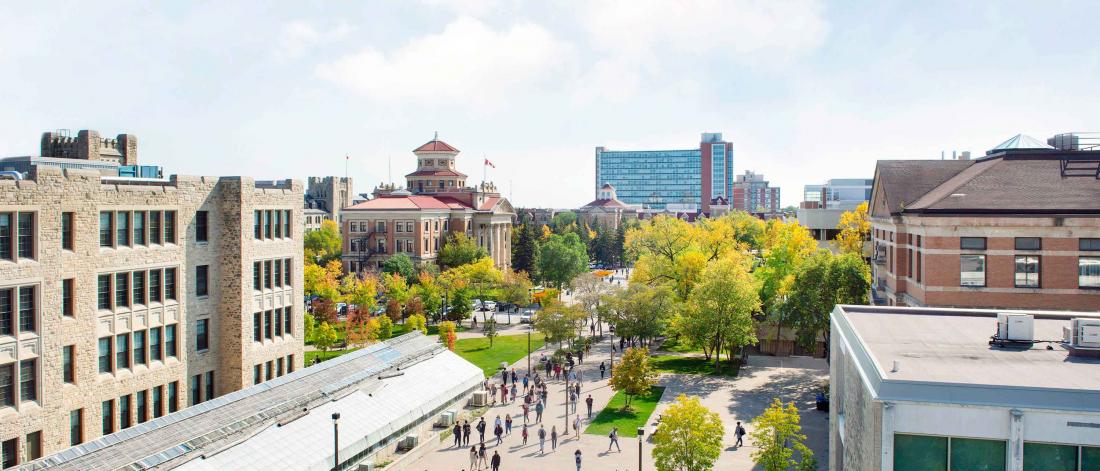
637;427;645;471
332;412;341;470
564;365;570;433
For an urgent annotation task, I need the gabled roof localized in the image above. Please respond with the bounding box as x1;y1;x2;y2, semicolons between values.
988;133;1055;153
582;198;629;209
600;183;615;190
478;196;502;211
871;160;974;215
345;194;467;210
413;139;459;153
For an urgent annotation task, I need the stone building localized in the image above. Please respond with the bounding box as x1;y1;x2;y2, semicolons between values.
304;176;353;224
869;133;1100;310
39;129;138;166
341;136;514;272
0;161;303;465
577;183;637;230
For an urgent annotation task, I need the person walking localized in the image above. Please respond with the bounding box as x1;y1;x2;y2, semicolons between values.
491;450;501;471
575;449;583;471
599;362;606;379
575;382;581;398
505;414;513;435
735;421;746;447
453;422;462;447
521;424;529;445
551;425;558;451
501;384;508;403
522;402;530;424
522;374;529;392
538;425;547;454
586;394;594;418
569;391;577;413
478;443;487;469
608;427;621;452
511;368;517;385
476;417;486;445
573;416;581;438
510;383;518;402
469;446;478;470
463;420;471;447
501;369;508;385
494;422;503;445
535;399;544;422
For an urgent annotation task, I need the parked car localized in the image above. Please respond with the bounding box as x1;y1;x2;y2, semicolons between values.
483;301;497;311
520;313;533;323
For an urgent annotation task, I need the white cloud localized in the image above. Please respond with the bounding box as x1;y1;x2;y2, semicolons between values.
278;20;352;59
315;17;572;108
417;0;502;16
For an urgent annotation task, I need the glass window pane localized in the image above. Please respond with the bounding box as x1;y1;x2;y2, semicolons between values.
1080;257;1100;288
960;237;986;250
894;434;947;471
1081;446;1100;471
1023;442;1077;471
950;437;1005;471
961;255;986;287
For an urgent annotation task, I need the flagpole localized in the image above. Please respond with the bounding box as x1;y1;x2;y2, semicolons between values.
483;155;487;185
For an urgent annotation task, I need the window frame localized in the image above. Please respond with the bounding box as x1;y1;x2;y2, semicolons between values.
1015;237;1041;251
196;318;209;351
62;212;75;250
960;254;986;288
1080;256;1100;289
959;237;986;250
195;210;208;243
196;265;209;297
1014;255;1041;288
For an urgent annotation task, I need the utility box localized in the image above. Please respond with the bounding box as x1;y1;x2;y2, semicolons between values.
997;313;1034;342
470;391;488;407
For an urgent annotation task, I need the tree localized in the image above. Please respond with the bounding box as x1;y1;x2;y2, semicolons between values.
750;398;816;471
304;219;342;264
446;257;503;322
835;201;870;257
304;312;316;342
533;302;582;347
786;251;870;357
439;321;458;350
498;270;533;308
414;272;444;317
314;322;339;355
572;272;619;335
538;233;589;290
484;317;498;347
377;314;394;339
406;313;428;334
439;233;489;269
550;211;577;233
312;298;338;325
346;315;377;348
305;261;341;300
384;298;402;322
613;224;627;267
381;253;416;280
339;273;379;314
609;347;657;409
652;394;725;471
405;296;425;319
512;221;540;278
685;255;760;372
755;219;817;350
447;288;472;322
381;272;411;306
607;283;675;346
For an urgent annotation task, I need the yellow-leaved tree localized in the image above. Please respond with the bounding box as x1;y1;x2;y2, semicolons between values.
835;201;870;256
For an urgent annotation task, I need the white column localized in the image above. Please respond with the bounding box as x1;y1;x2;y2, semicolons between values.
881;402;895;471
1009;409;1024;471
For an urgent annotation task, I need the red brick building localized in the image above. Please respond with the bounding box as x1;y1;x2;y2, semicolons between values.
870;134;1100;311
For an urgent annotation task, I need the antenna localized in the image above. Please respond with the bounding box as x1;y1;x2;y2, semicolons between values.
388;156;392;185
434;130;438;141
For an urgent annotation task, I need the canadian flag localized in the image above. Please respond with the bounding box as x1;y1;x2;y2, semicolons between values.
484;158;496;168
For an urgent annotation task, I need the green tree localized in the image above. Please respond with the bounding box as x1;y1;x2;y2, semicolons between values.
609;347;657;409
613;224;627;267
381;253;416;280
750;398;816;471
499;270;534;308
377;314;394;339
304;312;316;342
447;288;472;322
439;233;489;269
550;211;577;233
538;233;589;289
483;317;498;347
512;221;540;278
607;283;675;346
572;272;619;336
314;322;339;355
304;219;342;264
339;273;379;314
786;251;870;356
413;272;443;319
686;254;760;372
533;302;581;348
652;394;725;471
406;313;428;334
755;219;817;350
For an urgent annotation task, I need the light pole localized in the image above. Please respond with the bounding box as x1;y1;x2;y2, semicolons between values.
527;325;532;374
564;365;570;433
637;427;645;471
332;412;341;470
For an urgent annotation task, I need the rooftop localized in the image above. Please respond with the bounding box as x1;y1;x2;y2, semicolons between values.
835;305;1100;411
413;137;459;153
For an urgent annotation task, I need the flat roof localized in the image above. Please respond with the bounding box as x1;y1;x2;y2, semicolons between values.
835;305;1100;411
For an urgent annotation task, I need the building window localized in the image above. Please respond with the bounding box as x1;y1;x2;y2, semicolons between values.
377;239;385;253
1015;237;1041;250
959;237;986;250
1081;257;1100;288
150;211;162;245
0;364;11;407
62;212;74;250
168;381;179;413
253;312;261;342
62;278;74;317
133;211;145;245
136;391;147;423
253;262;261;290
265;361;273;380
99;211;113;247
254;364;262;385
205;371;214;401
284;259;291;285
274;261;282;288
274;308;283;336
405;221;413;232
18;359;35;403
116;334;130;370
0;214;9;261
96;274;110;310
166;324;177;358
0;438;14;469
18;287;34;334
196;265;209;297
264;210;273;239
119;394;131;430
274;210;282;239
165;268;177;300
164;211;176;244
150;327;162;362
70;409;83;446
101;400;114;435
277;357;284;377
1023;443;1078;470
196;210;208;242
23;431;40;463
98;338;112;373
133;271;145;305
288;354;295;373
149;270;162;303
115;273;129;308
254;210;262;239
12;213;30;259
960;254;986;287
1082;238;1100;251
196;319;209;351
133;330;146;366
264;310;273;339
376;221;385;232
1014;256;1040;288
0;289;9;335
190;375;201;406
283;307;292;336
63;345;75;383
153;386;163;418
116;211;129;247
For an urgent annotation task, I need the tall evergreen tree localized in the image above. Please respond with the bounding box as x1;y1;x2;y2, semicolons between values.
513;220;540;279
613;224;627;267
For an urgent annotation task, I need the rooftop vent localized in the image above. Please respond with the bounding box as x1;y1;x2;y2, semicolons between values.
1063;318;1100;358
990;313;1034;347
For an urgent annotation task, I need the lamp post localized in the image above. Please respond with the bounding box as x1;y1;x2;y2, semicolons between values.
527;325;532;374
564;365;570;433
637;427;645;471
332;412;341;470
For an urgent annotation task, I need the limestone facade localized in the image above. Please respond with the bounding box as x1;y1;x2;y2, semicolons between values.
0;167;303;465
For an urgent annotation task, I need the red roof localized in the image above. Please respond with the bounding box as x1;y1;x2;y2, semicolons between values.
581;198;629;209
405;169;467;178
413;139;459;153
478;196;501;211
346;194;470;211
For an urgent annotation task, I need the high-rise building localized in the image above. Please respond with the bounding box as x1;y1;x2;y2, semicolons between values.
0;130;304;465
594;132;733;212
731;170;781;216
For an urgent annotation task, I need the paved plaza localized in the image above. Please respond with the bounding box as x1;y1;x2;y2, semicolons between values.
406;334;828;470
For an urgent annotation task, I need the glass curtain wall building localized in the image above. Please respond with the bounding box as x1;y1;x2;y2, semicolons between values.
594;133;733;211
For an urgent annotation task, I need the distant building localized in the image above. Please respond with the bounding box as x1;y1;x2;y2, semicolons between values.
303;208;327;232
1;129;161;178
869;133;1100;310
803;178;872;210
305;176;353;224
830;304;1100;471
341;135;515;271
515;208;559;228
731;170;781;217
577;183;638;230
594;132;733;212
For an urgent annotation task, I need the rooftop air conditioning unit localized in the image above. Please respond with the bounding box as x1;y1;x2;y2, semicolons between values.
1069;318;1100;348
357;464;375;471
996;313;1034;342
437;410;455;427
400;434;419;451
470;391;488;407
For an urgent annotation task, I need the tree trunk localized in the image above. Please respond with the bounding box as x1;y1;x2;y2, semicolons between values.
713;332;723;373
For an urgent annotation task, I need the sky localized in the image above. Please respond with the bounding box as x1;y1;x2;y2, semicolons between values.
1;1;1098;208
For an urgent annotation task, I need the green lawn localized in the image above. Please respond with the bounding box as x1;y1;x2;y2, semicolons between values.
585;386;665;437
650;354;740;377
454;333;546;377
304;347;362;365
658;336;705;354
